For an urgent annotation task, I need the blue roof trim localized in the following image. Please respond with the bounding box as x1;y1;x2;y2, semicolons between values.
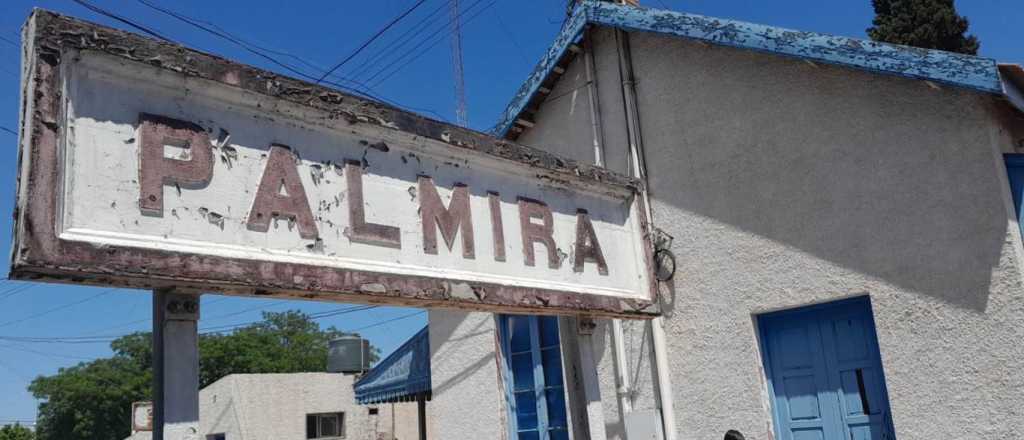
354;326;431;404
492;6;588;137
493;1;1002;137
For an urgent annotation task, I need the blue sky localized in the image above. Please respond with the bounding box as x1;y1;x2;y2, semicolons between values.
0;0;1021;426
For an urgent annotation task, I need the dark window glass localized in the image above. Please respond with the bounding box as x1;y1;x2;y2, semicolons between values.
511;352;534;392
514;391;538;429
306;415;317;439
538;316;560;348
509;316;531;353
541;347;563;387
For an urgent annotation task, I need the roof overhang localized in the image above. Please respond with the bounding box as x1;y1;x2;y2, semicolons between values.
493;0;1007;138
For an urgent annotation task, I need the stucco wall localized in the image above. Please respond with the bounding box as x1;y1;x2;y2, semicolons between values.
198;373;407;440
513;24;1024;440
623;30;1024;440
428;310;506;440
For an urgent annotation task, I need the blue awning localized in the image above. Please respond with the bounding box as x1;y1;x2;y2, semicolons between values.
354;326;431;404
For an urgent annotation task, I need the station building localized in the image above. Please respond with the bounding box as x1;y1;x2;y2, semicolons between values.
418;1;1024;439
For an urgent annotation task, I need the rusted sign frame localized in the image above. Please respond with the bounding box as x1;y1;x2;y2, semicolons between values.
10;9;659;318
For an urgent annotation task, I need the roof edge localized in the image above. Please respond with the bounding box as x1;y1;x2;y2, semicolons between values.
493;0;1003;137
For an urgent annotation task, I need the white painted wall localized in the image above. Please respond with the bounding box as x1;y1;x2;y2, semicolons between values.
197;373;414;440
427;310;506;440
517;27;1024;440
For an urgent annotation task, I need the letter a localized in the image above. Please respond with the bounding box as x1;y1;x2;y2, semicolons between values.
246;144;318;239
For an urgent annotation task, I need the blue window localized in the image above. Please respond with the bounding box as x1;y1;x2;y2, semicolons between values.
498;315;569;440
1004;155;1024;239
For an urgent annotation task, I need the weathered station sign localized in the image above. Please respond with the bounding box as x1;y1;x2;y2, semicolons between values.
10;10;658;317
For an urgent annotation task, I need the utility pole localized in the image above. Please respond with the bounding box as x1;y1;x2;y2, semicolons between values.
449;0;468;126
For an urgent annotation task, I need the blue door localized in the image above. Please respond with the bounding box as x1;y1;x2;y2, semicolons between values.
760;297;896;440
498;315;569;440
1004;155;1024;239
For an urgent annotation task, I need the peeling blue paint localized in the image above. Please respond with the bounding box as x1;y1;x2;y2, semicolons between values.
493;0;1002;137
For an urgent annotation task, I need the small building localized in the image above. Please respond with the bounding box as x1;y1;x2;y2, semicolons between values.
426;1;1024;439
125;372;421;440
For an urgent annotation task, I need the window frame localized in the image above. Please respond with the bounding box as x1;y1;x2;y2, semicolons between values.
305;412;345;439
497;314;569;440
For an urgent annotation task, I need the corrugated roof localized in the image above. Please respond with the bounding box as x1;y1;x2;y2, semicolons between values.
354;326;431;404
493;0;1006;138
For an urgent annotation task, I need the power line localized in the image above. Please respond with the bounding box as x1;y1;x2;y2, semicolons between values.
367;0;497;89
361;0;489;85
350;310;425;332
0;126;17;136
0;304;381;343
317;0;431;84
0;284;37;304
132;0;448;121
0;35;19;48
70;0;176;43
346;0;455;82
0;342;96;361
0;288;117;329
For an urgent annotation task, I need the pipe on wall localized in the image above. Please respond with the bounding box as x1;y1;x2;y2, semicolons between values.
614;28;678;440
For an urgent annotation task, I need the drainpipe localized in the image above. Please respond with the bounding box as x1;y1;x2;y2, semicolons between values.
584;29;633;420
583;31;607;168
615;28;677;440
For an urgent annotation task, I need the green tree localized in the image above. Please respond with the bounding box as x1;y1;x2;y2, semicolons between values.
0;424;35;440
29;310;378;440
867;0;979;55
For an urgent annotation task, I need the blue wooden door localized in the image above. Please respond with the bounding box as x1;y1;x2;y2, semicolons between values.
1003;155;1024;239
760;298;896;440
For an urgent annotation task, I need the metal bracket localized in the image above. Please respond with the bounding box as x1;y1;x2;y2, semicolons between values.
577;316;597;335
159;291;201;321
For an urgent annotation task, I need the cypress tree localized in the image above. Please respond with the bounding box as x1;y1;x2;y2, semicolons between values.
867;0;980;55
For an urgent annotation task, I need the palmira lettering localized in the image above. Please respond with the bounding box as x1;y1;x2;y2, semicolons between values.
137;113;609;275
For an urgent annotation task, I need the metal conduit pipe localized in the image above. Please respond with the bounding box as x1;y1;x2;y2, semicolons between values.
615;28;678;440
582;28;633;424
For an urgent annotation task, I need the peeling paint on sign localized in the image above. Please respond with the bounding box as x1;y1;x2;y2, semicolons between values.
9;9;659;318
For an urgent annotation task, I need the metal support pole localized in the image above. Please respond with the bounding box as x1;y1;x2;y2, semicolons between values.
417;395;427;440
153;289;201;440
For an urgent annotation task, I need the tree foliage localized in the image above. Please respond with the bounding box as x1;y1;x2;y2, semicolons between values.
29;310;377;440
0;424;35;440
867;0;979;55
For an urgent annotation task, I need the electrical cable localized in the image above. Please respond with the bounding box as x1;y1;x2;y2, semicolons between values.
0;126;17;136
0;304;382;343
0;35;19;48
345;0;455;82
362;0;492;85
350;310;425;332
0;288;117;329
132;0;449;121
317;0;431;83
0;284;37;304
69;0;176;43
367;0;497;89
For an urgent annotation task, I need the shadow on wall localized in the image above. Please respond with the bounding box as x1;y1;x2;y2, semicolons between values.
635;36;1014;313
428;311;499;398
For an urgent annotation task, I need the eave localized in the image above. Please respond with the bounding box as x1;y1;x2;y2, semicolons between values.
493;0;1006;139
